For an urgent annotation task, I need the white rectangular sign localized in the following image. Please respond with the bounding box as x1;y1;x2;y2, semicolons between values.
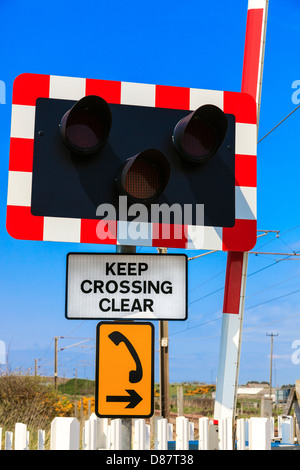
66;253;187;320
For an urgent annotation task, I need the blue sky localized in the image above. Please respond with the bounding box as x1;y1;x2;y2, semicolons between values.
0;0;300;388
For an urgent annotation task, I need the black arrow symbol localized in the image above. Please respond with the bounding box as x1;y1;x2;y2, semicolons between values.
106;389;143;408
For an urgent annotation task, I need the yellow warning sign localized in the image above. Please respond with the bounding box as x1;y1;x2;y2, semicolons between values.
95;321;154;418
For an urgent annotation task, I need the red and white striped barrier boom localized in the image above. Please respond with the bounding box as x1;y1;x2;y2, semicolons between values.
214;0;269;423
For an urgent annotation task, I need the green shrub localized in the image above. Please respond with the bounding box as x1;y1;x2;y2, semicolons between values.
0;373;64;449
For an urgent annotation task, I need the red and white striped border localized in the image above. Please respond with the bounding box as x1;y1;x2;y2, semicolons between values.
6;73;257;251
242;0;268;108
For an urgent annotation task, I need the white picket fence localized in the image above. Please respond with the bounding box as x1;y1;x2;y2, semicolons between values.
0;414;295;450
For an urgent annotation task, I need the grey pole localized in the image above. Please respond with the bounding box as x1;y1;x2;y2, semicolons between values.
116;244;136;450
267;332;278;397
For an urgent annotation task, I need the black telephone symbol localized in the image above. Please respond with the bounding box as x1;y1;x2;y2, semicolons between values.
108;331;143;383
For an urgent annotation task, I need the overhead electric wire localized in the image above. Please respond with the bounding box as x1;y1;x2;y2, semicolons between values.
243;311;300;332
178;228;300;339
246;288;300;311
171;284;300;340
37;338;54;361
169;314;222;338
246;273;300;300
189;270;224;293
174;284;300;339
188;251;300;309
258;104;300;143
189;286;224;306
58;339;92;351
247;250;300;278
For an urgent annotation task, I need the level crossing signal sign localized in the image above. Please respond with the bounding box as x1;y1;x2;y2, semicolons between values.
6;73;257;251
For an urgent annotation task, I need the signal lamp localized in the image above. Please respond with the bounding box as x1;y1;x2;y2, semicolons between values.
116;149;170;204
59;95;112;155
172;104;228;163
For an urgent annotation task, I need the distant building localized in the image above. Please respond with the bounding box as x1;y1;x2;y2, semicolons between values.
275;388;291;403
237;383;274;400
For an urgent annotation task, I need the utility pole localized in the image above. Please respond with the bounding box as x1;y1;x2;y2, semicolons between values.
74;368;78;399
159;319;170;418
53;336;92;391
34;359;39;377
266;333;278;397
54;336;58;390
157;247;169;419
